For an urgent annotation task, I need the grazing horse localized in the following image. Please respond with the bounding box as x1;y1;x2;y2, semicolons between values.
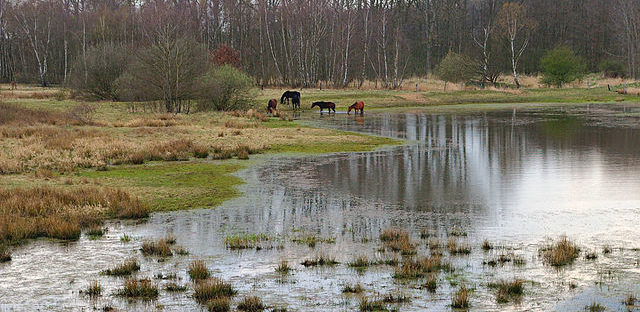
347;101;364;115
291;95;301;110
267;99;278;114
311;101;336;113
281;91;301;105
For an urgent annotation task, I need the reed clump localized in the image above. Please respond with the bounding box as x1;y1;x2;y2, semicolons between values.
342;283;364;294
489;279;524;303
140;238;173;257
275;260;291;274
116;279;158;300
393;255;450;279
0;186;147;244
447;238;471;255
83;280;102;297
451;285;470;309
207;296;231;312
359;297;388;312
193;278;236;303
380;228;416;255
541;236;580;266
237;296;266;312
188;260;211;281
101;258;140;276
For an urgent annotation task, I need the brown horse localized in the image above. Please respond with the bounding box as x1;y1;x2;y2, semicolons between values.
267;99;278;114
347;101;364;115
311;101;336;113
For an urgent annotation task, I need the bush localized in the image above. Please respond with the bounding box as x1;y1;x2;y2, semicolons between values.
197;65;256;111
435;52;477;89
540;46;586;87
599;59;626;78
68;43;128;100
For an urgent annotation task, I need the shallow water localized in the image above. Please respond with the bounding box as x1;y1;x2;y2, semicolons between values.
2;106;640;311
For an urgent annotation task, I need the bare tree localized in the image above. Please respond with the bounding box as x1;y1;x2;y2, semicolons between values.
498;2;536;88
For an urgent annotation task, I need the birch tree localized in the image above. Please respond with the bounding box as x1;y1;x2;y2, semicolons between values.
497;2;536;88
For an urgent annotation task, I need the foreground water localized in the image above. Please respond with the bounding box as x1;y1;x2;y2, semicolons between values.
2;105;640;311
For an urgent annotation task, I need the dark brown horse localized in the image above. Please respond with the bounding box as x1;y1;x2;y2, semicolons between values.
311;101;336;113
347;101;364;115
267;99;278;114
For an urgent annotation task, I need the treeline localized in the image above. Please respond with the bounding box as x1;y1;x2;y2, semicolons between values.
0;0;638;89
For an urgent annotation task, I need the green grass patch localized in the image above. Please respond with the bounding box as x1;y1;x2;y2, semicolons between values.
270;132;399;154
79;161;245;212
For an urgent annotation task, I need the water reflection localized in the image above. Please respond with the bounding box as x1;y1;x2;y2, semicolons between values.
2;109;640;311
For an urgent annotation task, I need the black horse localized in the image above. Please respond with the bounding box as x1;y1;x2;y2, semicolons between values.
311;101;336;113
281;91;301;110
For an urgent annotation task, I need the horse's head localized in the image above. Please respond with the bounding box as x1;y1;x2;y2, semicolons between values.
347;105;353;115
311;102;318;108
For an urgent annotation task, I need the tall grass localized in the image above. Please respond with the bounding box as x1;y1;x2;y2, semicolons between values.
188;260;210;281
541;236;580;266
0;186;147;244
193;278;236;303
116;279;158;300
101;258;140;276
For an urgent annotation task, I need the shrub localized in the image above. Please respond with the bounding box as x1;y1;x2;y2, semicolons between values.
68;43;128;101
599;59;626;78
197;65;256;111
436;52;478;89
540;46;586;87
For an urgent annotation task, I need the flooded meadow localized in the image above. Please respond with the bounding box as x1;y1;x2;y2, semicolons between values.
2;104;640;311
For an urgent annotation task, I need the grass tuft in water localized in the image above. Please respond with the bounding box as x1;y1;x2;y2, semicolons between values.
301;255;339;267
275;260;291;274
451;285;470;309
585;251;598;260
447;238;471;255
541;236;580;266
603;245;612;254
624;294;636;306
448;226;467;237
164;282;187;292
101;258;140;276
349;255;371;269
382;293;410;303
188;260;210;281
86;225;106;239
393;255;449;279
489;279;525;303
120;233;131;243
140;238;173;257
359;297;389;312
380;228;416;255
206;296;230;312
423;274;438;292
82;280;102;297
482;239;493;251
342;283;364;294
585;301;605;312
224;233;273;250
0;245;11;262
237;296;266;312
193;278;236;303
116;278;158;300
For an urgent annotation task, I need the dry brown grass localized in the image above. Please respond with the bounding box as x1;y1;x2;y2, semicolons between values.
0;186;147;243
541;236;580;266
451;285;470;309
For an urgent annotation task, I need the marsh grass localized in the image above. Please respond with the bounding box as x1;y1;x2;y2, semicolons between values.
275;260;291;274
603;245;612;254
349;255;371;269
86;225;106;239
207;296;231;312
393;255;450;279
342;283;364;294
382;293;410;303
173;245;189;255
164;282;187;292
188;260;211;281
120;233;131;243
359;297;388;312
447;238;471;255
101;258;140;276
624;294;636;306
301;255;339;267
83;280;102;297
585;301;605;312
224;233;273;250
237;296;266;312
380;228;416;255
585;251;598;260
0;186;147;244
419;229;432;239
489;279;524;303
140;239;173;257
448;226;467;237
482;240;493;251
451;285;470;309
541;236;580;266
291;234;335;248
423;274;438;292
193;278;236;303
116;279;158;300
0;245;11;262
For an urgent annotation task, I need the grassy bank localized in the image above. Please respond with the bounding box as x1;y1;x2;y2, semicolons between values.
0;87;399;244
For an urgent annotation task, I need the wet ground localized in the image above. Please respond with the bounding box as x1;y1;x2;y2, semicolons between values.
2;104;640;311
